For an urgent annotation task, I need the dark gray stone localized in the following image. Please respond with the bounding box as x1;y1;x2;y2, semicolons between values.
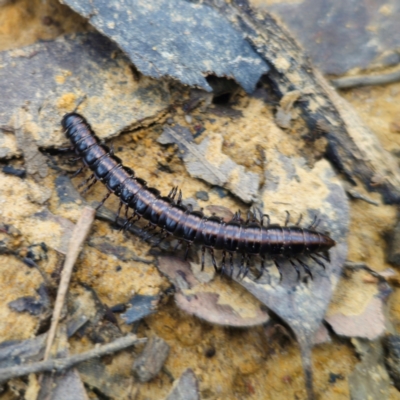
62;0;270;93
132;335;170;383
121;294;159;325
195;190;209;201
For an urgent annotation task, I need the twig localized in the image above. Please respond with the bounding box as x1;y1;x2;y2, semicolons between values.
344;261;387;282
0;335;146;384
331;69;400;89
43;206;96;360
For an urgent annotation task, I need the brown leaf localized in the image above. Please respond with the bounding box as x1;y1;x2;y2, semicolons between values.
158;256;269;327
325;268;391;340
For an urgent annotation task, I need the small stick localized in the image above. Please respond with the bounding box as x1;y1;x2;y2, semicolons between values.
43;206;96;360
331;69;400;89
0;335;146;384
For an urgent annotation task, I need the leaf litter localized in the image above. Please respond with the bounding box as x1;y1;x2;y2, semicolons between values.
232;157;349;396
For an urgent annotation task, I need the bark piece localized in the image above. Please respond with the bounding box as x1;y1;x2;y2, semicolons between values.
132;335;170;383
121;295;159;325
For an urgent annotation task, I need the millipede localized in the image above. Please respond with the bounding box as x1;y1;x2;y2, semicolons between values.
62;112;336;280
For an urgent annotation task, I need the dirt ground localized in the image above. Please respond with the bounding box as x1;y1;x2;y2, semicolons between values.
1;0;400;399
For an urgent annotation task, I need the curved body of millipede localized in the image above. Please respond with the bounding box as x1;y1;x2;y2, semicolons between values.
62;112;336;280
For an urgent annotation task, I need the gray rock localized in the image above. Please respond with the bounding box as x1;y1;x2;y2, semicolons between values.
62;0;270;93
132;335;170;383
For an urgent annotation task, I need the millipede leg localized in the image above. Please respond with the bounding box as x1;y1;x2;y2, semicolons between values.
118;205;130;231
138;222;152;236
274;260;283;282
151;227;165;241
295;214;303;226
177;190;183;206
237;253;245;278
71;166;84;178
229;252;234;277
296;259;313;280
122;211;140;232
78;173;95;189
142;225;157;240
115;201;124;224
126;214;141;231
184;243;191;260
230;212;239;223
285;210;290;227
245;211;251;224
122;215;133;231
289;260;301;281
243;254;251;279
81;176;98;195
315;252;330;262
308;214;320;230
168;186;178;199
153;231;169;246
261;214;270;227
221;250;226;276
201;246;206;271
257;256;266;280
167;186;175;198
209;248;218;272
96;191;112;210
310;254;326;270
255;207;263;223
174;239;183;251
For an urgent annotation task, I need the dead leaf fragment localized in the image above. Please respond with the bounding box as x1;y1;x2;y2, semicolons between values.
326;297;385;340
158;256;269;327
158;125;260;203
326;268;391;340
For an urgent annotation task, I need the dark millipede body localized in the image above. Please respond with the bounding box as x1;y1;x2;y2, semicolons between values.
62;112;336;280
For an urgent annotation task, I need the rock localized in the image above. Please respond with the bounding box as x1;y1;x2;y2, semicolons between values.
383;334;400;391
